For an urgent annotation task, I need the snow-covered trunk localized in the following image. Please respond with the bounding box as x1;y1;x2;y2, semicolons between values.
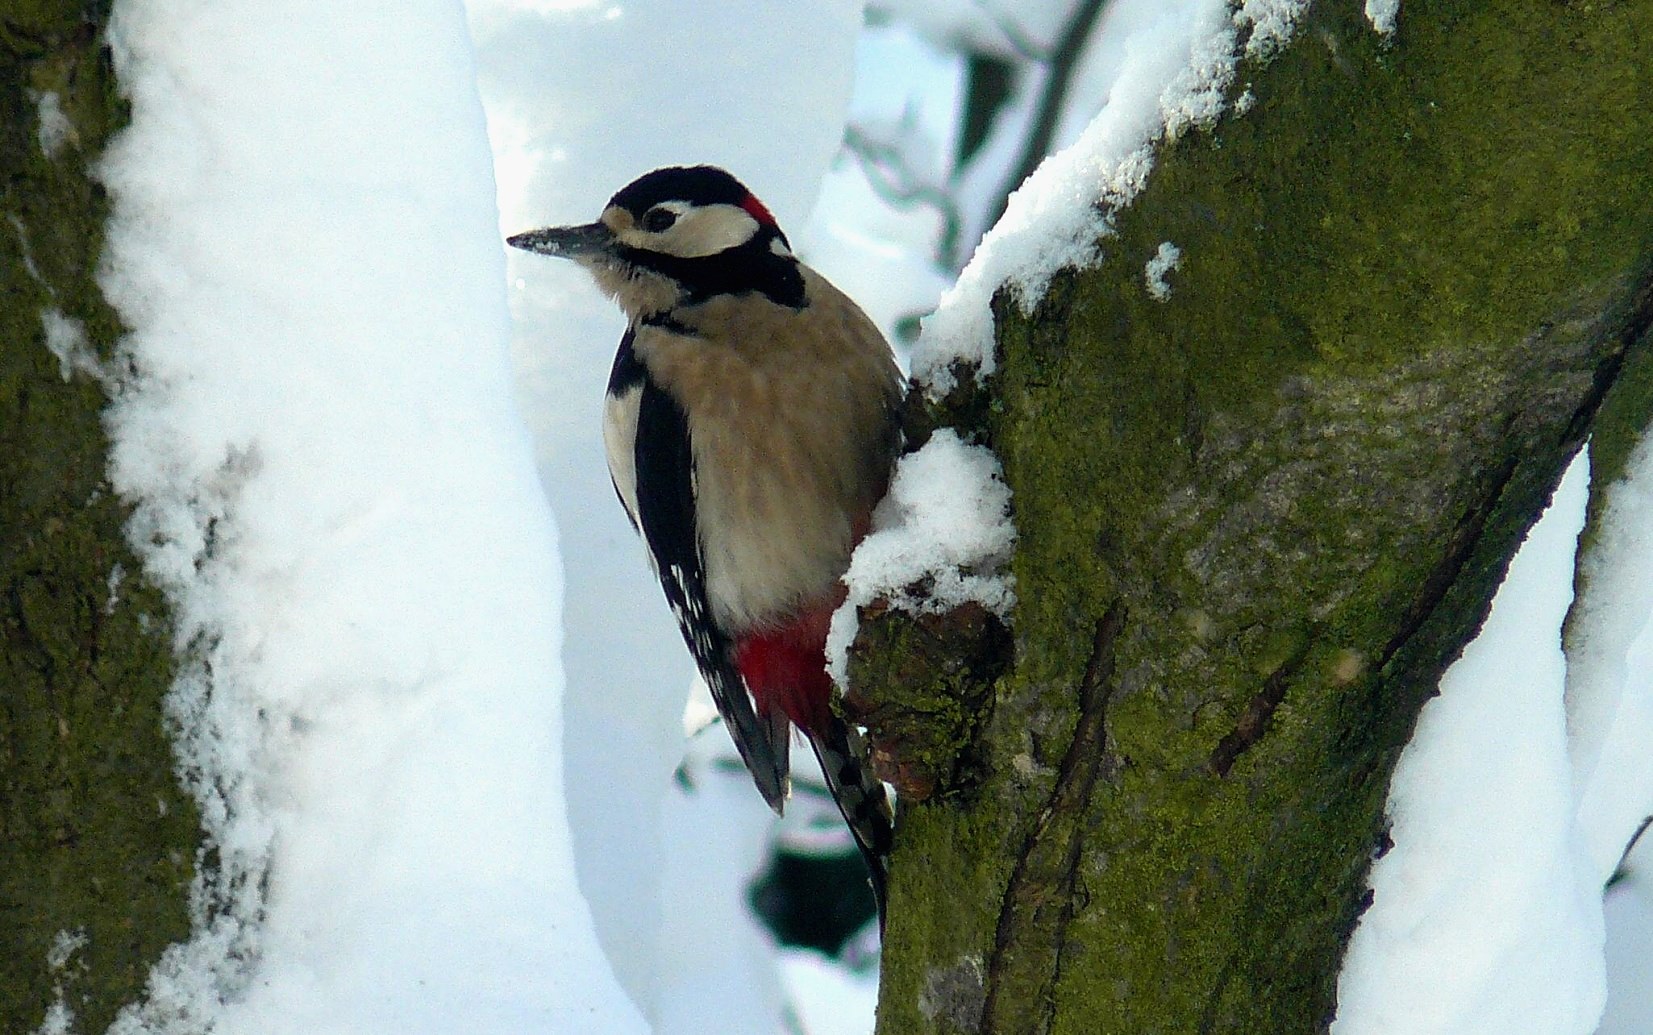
1565;369;1653;888
1;8;199;1032
846;3;1653;1032
6;0;650;1031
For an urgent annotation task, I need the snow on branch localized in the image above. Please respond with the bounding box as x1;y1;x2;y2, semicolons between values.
912;0;1308;396
829;430;1016;687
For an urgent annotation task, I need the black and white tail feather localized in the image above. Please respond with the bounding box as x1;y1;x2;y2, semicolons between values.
808;719;893;928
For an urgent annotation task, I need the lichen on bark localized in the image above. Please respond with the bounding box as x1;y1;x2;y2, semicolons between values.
858;2;1653;1032
1;4;199;1031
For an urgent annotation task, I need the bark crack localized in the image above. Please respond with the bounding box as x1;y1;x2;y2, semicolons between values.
980;603;1125;1035
1377;450;1521;672
1207;640;1312;777
1383;268;1653;678
1567;268;1653;445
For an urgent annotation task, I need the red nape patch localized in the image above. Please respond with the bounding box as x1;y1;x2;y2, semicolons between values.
735;609;834;735
740;193;778;228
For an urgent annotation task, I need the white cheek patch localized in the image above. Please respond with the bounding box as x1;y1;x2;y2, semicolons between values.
617;202;761;259
676;204;761;256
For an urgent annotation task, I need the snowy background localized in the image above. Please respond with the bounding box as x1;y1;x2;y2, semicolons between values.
30;0;1653;1032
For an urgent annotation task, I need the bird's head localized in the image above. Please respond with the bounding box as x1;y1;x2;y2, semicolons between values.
508;165;804;318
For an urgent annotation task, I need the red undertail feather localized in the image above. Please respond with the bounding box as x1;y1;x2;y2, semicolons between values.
734;584;893;929
734;605;835;736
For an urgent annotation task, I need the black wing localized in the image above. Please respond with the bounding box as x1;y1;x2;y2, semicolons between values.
631;367;789;812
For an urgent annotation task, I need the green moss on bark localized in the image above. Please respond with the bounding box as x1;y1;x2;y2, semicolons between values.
867;2;1653;1032
1;4;198;1031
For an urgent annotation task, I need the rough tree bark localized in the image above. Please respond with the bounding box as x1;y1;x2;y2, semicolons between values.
1;3;198;1031
851;3;1653;1033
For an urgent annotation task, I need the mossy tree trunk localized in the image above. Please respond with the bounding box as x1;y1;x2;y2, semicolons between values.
1;3;199;1031
853;3;1653;1033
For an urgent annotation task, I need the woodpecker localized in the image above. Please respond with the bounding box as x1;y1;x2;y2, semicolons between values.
509;165;900;923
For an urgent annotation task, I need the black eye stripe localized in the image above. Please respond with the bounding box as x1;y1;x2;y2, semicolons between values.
642;207;678;233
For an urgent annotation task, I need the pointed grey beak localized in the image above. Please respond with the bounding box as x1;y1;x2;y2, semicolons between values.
506;221;612;258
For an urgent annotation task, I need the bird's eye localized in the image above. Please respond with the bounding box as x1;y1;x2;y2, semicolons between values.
642;207;678;233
